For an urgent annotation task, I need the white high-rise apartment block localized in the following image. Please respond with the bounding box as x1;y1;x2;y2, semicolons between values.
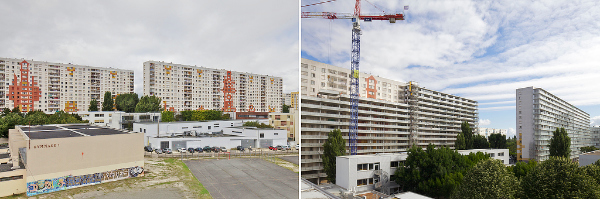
477;127;507;139
143;61;283;112
516;87;590;162
591;126;600;148
301;59;478;184
0;58;134;113
284;93;292;106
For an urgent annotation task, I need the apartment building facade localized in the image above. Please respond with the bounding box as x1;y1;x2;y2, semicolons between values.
301;59;478;184
516;87;590;162
143;61;283;112
477;127;508;139
269;110;299;142
0;58;134;113
593;126;600;148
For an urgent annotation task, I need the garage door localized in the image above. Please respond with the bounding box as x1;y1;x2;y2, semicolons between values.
172;141;187;150
259;139;273;148
240;139;254;148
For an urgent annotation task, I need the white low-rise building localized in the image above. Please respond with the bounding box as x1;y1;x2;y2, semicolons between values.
76;111;161;129
477;128;507;139
133;121;287;150
336;149;509;194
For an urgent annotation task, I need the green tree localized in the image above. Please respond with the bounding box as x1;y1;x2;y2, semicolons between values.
549;127;571;158
322;129;346;183
488;133;507;149
473;134;490;149
23;111;48;125
581;146;599;153
282;104;290;113
455;133;466;150
0;113;24;137
135;95;162;112
102;91;114;111
451;159;520;199
462;121;474;149
242;121;274;128
582;164;600;185
115;93;139;113
47;111;87;124
510;160;537;179
507;135;517;161
394;144;489;198
521;157;600;198
88;99;99;111
1;108;11;116
161;111;175;122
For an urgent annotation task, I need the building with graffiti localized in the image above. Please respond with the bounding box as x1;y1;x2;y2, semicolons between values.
0;58;134;113
1;124;144;197
142;61;283;113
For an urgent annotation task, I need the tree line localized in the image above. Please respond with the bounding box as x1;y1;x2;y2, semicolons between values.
0;109;87;137
88;92;162;113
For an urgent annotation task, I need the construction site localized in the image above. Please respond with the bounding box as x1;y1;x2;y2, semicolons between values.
300;0;479;197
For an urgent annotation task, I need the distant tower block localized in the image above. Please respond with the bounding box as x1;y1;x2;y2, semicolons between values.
222;71;236;112
8;61;42;112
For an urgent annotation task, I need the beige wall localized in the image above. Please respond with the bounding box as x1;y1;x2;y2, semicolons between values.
0;169;26;197
26;132;144;178
9;129;26;169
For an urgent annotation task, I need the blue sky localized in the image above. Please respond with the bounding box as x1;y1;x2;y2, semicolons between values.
301;0;600;137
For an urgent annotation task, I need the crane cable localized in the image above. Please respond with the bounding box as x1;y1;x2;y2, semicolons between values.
301;0;337;8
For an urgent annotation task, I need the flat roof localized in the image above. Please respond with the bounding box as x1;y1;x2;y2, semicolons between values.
136;120;238;124
18;124;131;140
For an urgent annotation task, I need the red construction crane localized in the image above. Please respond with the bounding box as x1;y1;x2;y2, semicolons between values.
302;0;405;155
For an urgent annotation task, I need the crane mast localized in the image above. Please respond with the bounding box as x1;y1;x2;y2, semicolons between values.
302;0;405;156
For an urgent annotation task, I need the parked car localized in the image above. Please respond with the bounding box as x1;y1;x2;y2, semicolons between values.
212;146;221;152
269;146;277;151
236;146;245;151
283;145;291;150
162;148;172;154
177;148;187;153
195;147;204;152
154;149;163;154
144;146;153;152
296;144;299;150
203;146;212;152
276;145;284;150
188;148;195;153
220;147;227;152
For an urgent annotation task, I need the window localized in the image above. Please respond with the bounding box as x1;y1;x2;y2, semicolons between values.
274;133;278;135
390;161;400;168
140;128;142;132
208;126;211;130
260;133;264;138
490;153;495;157
144;129;146;133
498;152;504;156
321;68;326;73
214;123;219;127
193;126;201;128
182;127;188;129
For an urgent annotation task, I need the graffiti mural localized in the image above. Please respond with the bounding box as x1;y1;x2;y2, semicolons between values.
26;166;144;196
222;71;236;112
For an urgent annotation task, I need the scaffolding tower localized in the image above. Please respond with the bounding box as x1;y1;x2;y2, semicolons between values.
404;81;419;147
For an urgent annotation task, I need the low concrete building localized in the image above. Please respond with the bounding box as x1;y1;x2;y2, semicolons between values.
133;121;287;150
336;149;509;194
579;150;600;167
1;124;144;197
476;127;507;139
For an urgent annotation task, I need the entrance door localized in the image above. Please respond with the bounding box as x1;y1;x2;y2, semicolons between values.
161;141;169;149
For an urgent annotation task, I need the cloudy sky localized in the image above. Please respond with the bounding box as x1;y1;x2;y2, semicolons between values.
0;0;299;94
302;0;600;137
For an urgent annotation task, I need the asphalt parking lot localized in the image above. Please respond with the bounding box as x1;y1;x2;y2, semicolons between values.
278;156;299;165
185;158;299;199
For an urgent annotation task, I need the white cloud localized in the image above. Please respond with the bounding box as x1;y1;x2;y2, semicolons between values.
302;0;600;111
507;128;516;138
0;0;299;95
479;119;491;126
591;116;600;126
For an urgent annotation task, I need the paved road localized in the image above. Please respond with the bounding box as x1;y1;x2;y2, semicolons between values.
185;158;299;199
279;156;299;165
